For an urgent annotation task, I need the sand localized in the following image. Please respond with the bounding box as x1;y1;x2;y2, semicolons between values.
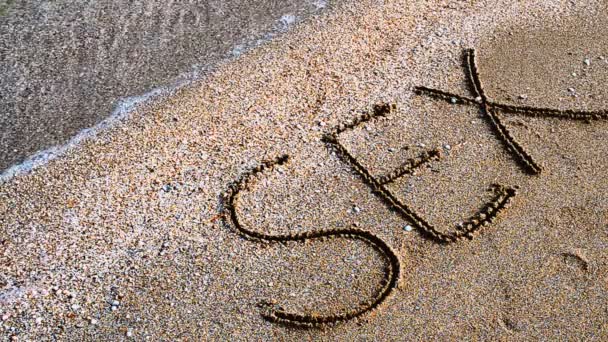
2;0;608;340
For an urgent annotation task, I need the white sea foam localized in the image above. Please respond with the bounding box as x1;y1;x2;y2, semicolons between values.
313;0;328;9
233;14;302;57
279;14;297;28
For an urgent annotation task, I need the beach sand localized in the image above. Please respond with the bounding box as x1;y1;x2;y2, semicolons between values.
2;0;608;339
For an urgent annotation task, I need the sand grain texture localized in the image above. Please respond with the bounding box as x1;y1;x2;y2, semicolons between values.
2;0;608;340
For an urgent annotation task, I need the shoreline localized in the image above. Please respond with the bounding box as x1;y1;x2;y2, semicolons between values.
0;2;335;184
0;0;335;173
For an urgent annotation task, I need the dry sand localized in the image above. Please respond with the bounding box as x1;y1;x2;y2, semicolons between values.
2;0;608;340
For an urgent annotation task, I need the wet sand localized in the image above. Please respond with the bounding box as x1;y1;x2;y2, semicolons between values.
1;0;608;340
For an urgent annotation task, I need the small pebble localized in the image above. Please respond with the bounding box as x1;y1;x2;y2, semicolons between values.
162;184;171;192
444;144;451;150
584;58;591;66
71;304;81;311
518;94;527;100
90;318;98;325
571;72;577;77
450;97;457;104
127;329;133;337
388;147;395;152
418;142;426;147
111;300;120;307
475;96;482;102
2;314;9;321
352;206;361;214
567;87;575;93
404;225;413;232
